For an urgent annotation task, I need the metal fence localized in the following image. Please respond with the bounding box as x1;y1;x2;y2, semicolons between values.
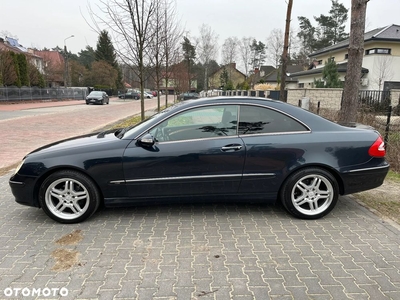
358;90;392;113
0;87;88;102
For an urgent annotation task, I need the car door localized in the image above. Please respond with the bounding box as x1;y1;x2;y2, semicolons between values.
237;104;310;197
122;104;246;199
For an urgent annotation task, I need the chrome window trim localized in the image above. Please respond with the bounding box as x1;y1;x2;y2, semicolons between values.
239;131;311;138
110;172;276;184
151;134;240;145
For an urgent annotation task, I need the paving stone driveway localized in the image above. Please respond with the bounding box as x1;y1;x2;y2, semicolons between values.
1;99;400;299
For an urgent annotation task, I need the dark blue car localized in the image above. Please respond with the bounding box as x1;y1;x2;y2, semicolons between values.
9;97;389;223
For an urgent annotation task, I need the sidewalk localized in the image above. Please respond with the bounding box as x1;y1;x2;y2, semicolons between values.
0;99;85;111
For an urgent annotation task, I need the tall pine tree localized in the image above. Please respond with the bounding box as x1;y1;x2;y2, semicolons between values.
182;37;196;91
95;30;122;89
297;0;348;52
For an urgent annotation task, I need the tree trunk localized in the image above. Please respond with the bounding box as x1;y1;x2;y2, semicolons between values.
338;0;369;125
279;0;293;102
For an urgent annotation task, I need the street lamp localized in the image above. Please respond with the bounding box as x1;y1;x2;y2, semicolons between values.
63;35;74;87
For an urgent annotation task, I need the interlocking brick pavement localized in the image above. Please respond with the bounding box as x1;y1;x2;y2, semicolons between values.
1;172;400;300
1;98;400;299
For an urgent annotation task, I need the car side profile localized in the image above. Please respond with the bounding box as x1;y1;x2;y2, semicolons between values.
118;91;140;100
177;92;200;101
9;97;389;223
86;91;109;105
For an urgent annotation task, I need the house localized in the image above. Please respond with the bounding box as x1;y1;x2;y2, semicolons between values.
290;24;400;91
161;61;198;94
208;63;246;90
258;65;303;89
33;50;65;87
0;37;44;78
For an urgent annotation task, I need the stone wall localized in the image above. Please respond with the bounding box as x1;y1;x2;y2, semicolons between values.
287;88;343;110
287;88;400;111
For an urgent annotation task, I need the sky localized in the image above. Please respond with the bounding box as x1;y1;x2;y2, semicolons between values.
1;0;399;60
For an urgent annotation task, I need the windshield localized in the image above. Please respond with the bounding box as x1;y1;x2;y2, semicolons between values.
89;91;103;96
120;103;182;139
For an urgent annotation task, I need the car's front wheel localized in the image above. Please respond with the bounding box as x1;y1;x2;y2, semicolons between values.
39;170;101;223
280;168;338;219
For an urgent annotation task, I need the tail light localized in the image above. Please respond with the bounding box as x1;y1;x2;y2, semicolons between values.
368;136;386;157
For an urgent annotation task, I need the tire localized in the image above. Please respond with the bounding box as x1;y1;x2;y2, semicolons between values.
39;170;101;223
280;167;339;219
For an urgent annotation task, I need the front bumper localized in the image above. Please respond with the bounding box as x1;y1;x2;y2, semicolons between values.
9;174;40;207
86;98;103;104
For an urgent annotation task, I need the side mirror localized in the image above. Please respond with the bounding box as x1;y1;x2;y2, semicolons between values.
138;133;155;147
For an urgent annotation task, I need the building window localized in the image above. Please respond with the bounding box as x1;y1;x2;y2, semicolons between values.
345;54;349;59
298;83;304;88
317;60;323;65
365;48;391;55
328;57;335;62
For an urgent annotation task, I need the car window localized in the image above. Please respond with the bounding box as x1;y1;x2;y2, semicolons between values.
149;105;238;142
238;105;308;135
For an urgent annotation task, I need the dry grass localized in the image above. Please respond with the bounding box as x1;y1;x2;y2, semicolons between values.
355;173;400;224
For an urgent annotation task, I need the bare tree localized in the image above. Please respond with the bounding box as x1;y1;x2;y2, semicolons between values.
266;29;284;68
221;37;239;65
338;0;369;124
196;24;218;92
87;0;156;121
238;36;254;76
162;0;182;106
148;0;167;112
279;0;293;102
373;55;393;91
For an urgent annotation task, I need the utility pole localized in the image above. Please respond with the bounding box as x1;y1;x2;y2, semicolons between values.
279;0;293;102
338;0;369;125
63;35;74;88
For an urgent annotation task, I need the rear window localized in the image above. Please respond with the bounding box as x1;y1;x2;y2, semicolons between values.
239;105;308;135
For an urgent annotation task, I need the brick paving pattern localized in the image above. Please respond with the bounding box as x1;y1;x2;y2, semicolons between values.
1;98;400;299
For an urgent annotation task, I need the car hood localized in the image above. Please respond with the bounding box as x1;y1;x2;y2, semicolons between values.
26;129;122;157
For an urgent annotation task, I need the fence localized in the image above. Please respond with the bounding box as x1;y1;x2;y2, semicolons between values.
0;87;88;102
357;90;392;113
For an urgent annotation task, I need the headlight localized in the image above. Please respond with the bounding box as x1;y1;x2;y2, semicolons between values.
14;159;25;175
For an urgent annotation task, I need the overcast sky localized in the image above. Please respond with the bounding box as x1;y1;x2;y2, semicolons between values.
1;0;399;60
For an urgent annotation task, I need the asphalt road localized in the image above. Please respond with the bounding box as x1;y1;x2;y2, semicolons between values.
0;98;400;299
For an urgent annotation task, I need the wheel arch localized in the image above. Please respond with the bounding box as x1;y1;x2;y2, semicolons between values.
33;166;104;208
278;163;345;199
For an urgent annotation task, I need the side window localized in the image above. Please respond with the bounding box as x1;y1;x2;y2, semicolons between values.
238;105;308;135
149;105;238;142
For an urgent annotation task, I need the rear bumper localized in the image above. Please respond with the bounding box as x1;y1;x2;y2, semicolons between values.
341;164;389;195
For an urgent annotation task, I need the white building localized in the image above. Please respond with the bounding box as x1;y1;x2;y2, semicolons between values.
290;24;400;91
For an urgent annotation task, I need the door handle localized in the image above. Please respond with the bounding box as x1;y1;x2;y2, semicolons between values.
221;145;242;151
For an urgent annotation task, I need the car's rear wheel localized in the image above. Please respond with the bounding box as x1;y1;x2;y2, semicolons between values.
39;170;101;223
280;168;338;219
